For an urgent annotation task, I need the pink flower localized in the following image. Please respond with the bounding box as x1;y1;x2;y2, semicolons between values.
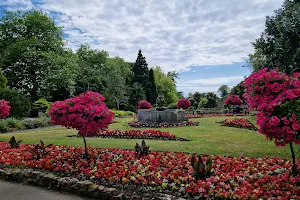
269;116;280;126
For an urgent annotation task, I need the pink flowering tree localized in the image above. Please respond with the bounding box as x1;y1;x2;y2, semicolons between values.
49;91;114;158
0;100;10;119
177;98;191;109
224;95;243;106
243;68;300;175
137;100;152;109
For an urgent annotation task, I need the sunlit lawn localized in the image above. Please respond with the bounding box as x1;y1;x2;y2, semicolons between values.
0;116;295;158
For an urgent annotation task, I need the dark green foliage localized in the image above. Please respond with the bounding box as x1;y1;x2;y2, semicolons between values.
135;140;149;158
124;104;136;113
205;92;218;108
156;95;165;107
9;136;22;148
0;70;7;88
148;68;158;104
0;10;64;101
129;83;146;107
27;140;52;160
0;88;31;118
230;82;246;103
218;85;230;100
250;0;300;73
167;103;177;109
191;154;213;180
30;98;51;117
273;99;300;120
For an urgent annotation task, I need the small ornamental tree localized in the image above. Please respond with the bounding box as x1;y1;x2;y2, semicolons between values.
224;95;243;106
0;100;10;119
137;100;152;109
177;98;191;109
243;68;300;175
49;91;114;158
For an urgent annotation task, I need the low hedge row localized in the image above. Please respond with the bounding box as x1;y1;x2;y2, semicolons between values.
0;117;51;133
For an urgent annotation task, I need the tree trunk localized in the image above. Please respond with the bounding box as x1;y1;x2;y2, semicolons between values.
290;142;298;175
83;136;89;159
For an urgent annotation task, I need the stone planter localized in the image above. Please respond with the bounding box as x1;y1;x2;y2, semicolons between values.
137;109;184;123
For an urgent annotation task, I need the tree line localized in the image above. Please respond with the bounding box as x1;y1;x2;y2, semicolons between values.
0;9;179;112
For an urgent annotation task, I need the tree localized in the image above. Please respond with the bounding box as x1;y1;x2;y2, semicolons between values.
218;85;230;100
105;57;131;109
75;44;108;94
148;68;158;104
137;100;152;109
243;68;300;175
132;50;150;99
250;0;300;74
153;66;178;104
224;95;243;106
40;49;78;101
49;91;114;158
0;10;64;101
0;70;7;88
205;92;218;108
230;81;246;103
198;98;208;109
167;71;179;84
129;83;146;107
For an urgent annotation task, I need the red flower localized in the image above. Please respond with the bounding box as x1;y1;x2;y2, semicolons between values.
137;100;152;109
48;91;114;137
177;98;191;109
0;99;10;119
224;95;243;106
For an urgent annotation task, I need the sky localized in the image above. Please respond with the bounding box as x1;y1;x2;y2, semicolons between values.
0;0;284;96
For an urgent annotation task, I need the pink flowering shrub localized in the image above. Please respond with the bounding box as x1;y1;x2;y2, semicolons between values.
49;91;114;137
224;95;243;106
137;100;152;109
0;100;10;119
177;98;191;109
243;68;300;146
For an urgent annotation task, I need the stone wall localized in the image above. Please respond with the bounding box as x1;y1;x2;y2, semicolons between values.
137;109;184;123
0;167;185;200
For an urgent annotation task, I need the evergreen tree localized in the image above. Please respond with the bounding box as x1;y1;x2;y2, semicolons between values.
132;50;150;99
148;68;158;104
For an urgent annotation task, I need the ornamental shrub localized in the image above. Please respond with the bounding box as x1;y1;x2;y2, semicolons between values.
177;98;191;109
49;91;114;158
0;88;31;118
31;98;51;117
243;68;300;174
137;100;152;109
0;99;10;119
224;95;243;106
167;102;177;109
49;91;114;137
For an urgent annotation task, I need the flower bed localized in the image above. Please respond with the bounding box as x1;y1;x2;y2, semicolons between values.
220;118;258;131
85;129;188;141
185;114;246;119
128;121;199;128
0;142;299;199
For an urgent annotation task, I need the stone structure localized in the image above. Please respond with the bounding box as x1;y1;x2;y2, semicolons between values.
137;109;185;123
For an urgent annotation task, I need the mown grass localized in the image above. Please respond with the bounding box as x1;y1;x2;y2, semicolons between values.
0;116;296;158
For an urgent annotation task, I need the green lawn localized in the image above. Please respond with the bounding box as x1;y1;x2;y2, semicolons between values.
0;116;295;158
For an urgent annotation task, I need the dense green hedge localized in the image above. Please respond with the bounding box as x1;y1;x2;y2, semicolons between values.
112;110;135;117
0;88;31;118
0;117;51;133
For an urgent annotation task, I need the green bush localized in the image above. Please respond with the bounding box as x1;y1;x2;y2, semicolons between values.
0;70;7;88
167;103;177;109
22;118;38;129
112;110;136;117
35;117;50;127
0;88;31;118
124;104;136;113
31;98;51;117
0;120;8;133
5;118;23;130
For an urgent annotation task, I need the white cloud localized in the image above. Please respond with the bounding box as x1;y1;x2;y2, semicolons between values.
177;76;245;95
1;0;283;72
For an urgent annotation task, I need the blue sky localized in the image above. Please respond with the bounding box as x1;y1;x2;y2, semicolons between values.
0;0;284;96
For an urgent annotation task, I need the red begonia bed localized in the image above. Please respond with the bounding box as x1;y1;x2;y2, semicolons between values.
0;142;299;199
220;118;258;131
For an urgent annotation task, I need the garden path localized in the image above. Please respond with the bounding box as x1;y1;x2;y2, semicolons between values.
0;180;93;200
